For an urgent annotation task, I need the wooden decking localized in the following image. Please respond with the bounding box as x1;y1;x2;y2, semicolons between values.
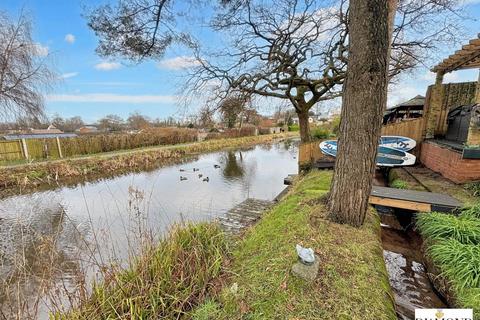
218;198;273;234
369;186;462;212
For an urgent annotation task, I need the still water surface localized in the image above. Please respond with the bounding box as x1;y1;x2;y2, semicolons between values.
0;140;298;318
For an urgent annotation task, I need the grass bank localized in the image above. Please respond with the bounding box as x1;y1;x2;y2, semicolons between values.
417;207;480;317
53;223;229;319
194;171;396;319
0;133;295;194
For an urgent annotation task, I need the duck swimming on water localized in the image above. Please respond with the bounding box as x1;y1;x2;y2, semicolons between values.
180;176;188;181
198;174;203;178
213;164;220;169
202;177;209;182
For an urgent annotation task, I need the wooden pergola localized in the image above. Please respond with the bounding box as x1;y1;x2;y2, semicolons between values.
432;34;480;78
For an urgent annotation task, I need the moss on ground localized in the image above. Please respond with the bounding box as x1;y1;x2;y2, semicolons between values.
400;167;476;205
202;171;396;320
388;168;426;191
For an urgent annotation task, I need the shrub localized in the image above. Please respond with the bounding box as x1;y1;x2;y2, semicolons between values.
416;211;480;245
288;124;299;132
311;126;332;140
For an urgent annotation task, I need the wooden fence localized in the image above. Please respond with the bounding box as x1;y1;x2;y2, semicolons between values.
0;127;259;163
381;118;425;144
0;140;24;161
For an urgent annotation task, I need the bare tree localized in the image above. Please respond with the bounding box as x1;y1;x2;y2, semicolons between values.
86;0;464;143
86;0;193;62
219;94;248;128
197;106;215;128
0;11;55;120
188;0;348;142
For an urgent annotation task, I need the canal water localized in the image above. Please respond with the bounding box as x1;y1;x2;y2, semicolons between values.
0;140;446;319
0;140;298;318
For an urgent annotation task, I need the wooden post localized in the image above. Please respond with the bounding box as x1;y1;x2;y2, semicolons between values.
56;137;63;158
21;138;29;160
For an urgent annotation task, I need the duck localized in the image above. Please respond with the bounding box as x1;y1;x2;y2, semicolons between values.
179;168;185;172
180;176;188;181
202;177;209;182
193;168;199;172
213;164;221;169
198;174;203;178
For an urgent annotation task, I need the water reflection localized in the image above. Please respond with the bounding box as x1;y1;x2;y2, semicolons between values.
0;196;89;318
221;151;245;180
0;140;299;319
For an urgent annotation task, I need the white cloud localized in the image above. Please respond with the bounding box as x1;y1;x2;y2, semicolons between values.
94;62;121;71
47;93;177;104
157;56;201;70
64;34;75;44
33;43;49;57
60;72;78;79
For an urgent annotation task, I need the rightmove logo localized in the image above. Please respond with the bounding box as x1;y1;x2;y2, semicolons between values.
415;308;473;320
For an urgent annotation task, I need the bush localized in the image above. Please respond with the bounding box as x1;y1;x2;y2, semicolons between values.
311;126;332;140
288;124;299;132
60;127;198;157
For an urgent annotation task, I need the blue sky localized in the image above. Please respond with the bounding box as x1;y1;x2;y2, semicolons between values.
2;0;480;123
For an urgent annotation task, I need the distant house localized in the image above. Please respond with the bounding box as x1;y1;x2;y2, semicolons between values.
77;126;99;134
2;125;77;140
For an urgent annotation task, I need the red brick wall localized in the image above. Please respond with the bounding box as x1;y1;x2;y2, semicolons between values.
420;141;480;183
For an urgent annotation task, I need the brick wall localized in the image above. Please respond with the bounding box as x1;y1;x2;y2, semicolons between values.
420;141;480;183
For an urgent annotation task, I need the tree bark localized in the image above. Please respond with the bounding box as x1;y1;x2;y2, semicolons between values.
328;0;389;227
298;109;311;142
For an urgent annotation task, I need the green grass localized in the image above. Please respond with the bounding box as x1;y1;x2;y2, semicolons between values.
416;211;480;245
417;205;480;317
53;224;229;320
427;239;480;290
390;179;408;189
207;171;395;320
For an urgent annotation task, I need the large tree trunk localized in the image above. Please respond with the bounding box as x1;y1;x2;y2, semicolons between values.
298;109;311;142
328;0;389;227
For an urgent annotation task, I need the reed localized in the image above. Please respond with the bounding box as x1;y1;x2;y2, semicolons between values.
52;223;228;319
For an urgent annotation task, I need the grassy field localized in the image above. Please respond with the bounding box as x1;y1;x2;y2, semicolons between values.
0;132;296;194
194;171;395;320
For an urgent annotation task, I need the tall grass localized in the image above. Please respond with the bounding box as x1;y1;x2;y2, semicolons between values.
52;223;228;319
417;205;480;316
427;239;480;290
416;211;480;245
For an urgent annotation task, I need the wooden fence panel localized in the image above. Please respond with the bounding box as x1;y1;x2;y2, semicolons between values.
381;118;425;144
0;140;23;161
25;139;61;160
